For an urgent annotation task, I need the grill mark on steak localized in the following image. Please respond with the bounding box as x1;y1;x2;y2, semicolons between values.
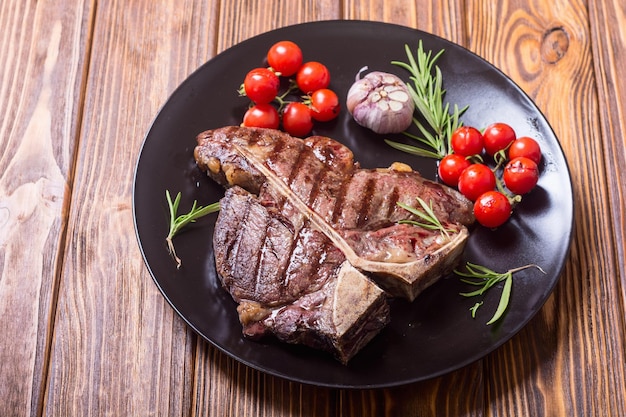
285;141;304;188
267;133;299;186
283;223;320;294
309;167;340;222
306;170;323;208
273;219;301;292
196;126;474;362
233;142;366;266
227;194;264;302
265;143;325;230
221;194;250;283
334;174;361;229
293;146;324;207
256;211;291;299
199;127;474;298
356;177;376;228
283;226;335;297
386;186;401;219
330;176;350;226
218;187;341;306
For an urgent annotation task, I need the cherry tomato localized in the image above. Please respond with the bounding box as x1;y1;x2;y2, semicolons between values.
309;89;340;122
503;156;539;195
267;40;303;76
243;68;280;104
296;62;330;94
450;126;484;157
457;163;497;201
509;136;542;164
282;102;313;137
242;104;280;129
474;191;512;228
483;122;516;156
438;154;471;187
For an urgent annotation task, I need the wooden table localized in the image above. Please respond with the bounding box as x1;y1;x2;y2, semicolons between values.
2;1;625;415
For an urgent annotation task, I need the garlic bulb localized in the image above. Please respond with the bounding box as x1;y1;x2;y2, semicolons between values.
346;69;414;134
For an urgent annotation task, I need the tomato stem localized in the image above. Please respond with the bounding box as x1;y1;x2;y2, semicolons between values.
270;80;301;112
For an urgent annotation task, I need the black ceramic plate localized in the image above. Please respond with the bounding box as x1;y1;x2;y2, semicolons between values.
133;20;573;388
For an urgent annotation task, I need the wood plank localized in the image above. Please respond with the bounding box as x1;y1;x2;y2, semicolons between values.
215;0;340;53
343;0;467;43
42;1;220;415
589;0;626;309
2;0;624;416
0;1;93;416
466;0;626;416
586;0;626;412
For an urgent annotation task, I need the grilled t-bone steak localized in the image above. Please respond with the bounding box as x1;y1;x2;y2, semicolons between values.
214;186;390;363
194;126;474;362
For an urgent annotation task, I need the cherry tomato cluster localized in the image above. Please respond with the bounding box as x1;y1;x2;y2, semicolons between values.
239;40;340;137
438;122;542;228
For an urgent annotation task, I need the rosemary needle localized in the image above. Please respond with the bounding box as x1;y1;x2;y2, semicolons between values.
386;41;468;159
456;262;546;325
165;190;220;269
397;197;455;238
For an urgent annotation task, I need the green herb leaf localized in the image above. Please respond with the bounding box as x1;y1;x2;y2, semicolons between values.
456;262;545;325
166;190;220;268
384;137;442;160
470;302;483;318
397;197;455;238
486;273;512;325
388;41;468;160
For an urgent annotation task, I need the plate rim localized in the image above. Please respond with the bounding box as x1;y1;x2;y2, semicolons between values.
132;19;575;389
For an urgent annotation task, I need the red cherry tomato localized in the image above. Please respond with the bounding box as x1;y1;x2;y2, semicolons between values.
296;62;331;94
309;88;340;122
243;68;280;104
282;102;313;137
483;122;516;156
503;156;539;195
474;191;512;228
457;163;497;201
267;40;303;76
450;126;484;157
242;104;280;129
438;154;471;187
508;136;542;164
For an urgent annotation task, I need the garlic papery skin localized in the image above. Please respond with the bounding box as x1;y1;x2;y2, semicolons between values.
346;70;415;134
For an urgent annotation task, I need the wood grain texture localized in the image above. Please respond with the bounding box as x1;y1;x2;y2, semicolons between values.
589;0;626;304
467;0;626;416
216;0;340;54
0;1;92;416
1;0;625;416
43;1;218;416
342;0;467;44
586;0;626;413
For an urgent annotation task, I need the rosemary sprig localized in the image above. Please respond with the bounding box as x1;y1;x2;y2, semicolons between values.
166;190;220;268
469;301;483;318
397;197;455;238
456;262;546;325
386;41;468;159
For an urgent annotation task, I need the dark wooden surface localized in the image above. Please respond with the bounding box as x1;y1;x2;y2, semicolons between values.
1;0;624;415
